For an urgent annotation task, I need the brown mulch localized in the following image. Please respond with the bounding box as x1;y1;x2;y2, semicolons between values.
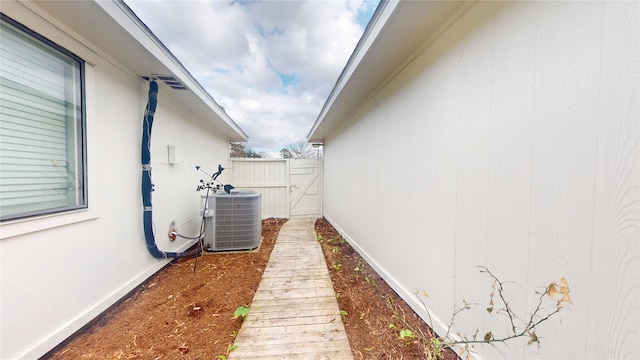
45;218;457;360
315;218;457;360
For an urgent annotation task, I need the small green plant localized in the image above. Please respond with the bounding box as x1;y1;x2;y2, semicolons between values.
340;309;348;322
400;329;415;345
365;275;376;287
332;260;342;271
325;234;346;244
354;260;365;280
389;321;418;345
233;305;250;320
354;265;362;274
217;341;239;360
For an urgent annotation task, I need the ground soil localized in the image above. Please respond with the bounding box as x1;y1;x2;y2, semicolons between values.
315;218;457;360
46;218;457;360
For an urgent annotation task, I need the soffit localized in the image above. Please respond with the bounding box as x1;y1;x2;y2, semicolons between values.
308;0;468;143
29;0;248;142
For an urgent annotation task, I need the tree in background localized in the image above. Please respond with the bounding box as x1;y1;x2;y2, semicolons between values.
279;142;318;159
230;142;265;158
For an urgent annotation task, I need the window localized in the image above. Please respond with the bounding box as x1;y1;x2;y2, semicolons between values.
0;14;87;221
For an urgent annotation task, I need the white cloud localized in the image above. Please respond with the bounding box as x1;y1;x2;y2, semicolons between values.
126;0;378;153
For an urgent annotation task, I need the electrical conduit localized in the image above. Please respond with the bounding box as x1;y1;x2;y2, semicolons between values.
141;80;201;259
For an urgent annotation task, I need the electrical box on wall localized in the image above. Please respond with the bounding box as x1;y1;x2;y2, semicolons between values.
167;145;180;164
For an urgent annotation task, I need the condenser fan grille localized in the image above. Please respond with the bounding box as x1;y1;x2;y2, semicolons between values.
203;191;261;251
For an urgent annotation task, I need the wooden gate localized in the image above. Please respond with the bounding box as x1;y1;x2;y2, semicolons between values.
227;159;322;219
288;159;322;218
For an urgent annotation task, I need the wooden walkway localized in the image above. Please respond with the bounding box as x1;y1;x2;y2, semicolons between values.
229;218;353;360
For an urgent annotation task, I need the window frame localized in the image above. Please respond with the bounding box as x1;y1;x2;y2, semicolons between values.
0;13;88;222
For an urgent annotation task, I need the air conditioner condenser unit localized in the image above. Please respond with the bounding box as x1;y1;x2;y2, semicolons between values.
201;190;262;251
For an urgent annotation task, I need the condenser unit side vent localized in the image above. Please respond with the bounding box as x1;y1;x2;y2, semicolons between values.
202;190;261;251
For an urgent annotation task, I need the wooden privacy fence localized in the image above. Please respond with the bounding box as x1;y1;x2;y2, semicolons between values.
226;158;323;219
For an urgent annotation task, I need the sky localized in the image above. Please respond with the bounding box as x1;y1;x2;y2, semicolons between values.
125;0;379;156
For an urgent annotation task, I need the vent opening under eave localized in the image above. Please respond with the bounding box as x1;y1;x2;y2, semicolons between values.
141;74;188;90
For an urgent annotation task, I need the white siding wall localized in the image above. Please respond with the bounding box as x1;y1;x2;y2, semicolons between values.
323;2;639;359
0;3;231;359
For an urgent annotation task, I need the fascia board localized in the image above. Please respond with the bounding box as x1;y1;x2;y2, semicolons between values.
27;0;248;142
307;0;399;143
307;0;469;143
97;0;249;142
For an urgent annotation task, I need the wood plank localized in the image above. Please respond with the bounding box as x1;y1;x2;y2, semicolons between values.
231;347;352;360
264;261;328;269
266;250;324;257
233;332;349;346
258;277;333;289
247;307;340;319
252;287;336;297
232;342;352;356
249;296;340;310
241;314;342;328
233;322;347;340
261;269;330;279
267;251;325;258
229;218;353;360
236;321;345;335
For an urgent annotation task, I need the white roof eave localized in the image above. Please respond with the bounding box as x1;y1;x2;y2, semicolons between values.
31;0;248;142
307;0;470;144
